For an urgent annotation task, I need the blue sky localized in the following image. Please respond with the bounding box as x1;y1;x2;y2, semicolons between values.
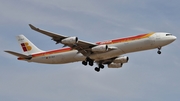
0;0;180;101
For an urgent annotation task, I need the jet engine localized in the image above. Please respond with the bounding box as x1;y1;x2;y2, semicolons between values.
113;56;129;63
108;63;123;68
61;37;78;45
91;45;108;52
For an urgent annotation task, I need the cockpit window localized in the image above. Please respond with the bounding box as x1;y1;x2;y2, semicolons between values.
166;34;172;36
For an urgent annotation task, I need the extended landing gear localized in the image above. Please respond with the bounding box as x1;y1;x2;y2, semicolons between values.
82;57;94;66
94;67;100;72
89;60;94;66
94;64;104;72
157;47;162;54
82;57;105;72
157;50;161;54
82;61;87;66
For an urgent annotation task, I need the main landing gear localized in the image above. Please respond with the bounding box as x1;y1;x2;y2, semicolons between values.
157;47;162;54
82;57;94;66
82;57;105;72
94;64;104;72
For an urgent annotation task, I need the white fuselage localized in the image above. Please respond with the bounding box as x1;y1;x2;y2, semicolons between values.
28;32;176;64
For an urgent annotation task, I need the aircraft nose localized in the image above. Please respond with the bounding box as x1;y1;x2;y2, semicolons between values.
171;36;177;41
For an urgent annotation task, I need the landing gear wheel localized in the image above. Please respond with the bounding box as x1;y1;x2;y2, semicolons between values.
86;57;91;62
82;61;87;66
94;67;100;72
85;57;94;66
157;51;161;54
99;64;104;69
89;61;94;66
157;47;162;54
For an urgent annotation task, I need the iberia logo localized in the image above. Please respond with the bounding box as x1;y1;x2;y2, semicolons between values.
21;42;32;52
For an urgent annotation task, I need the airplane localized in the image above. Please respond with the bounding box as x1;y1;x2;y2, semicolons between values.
5;24;177;72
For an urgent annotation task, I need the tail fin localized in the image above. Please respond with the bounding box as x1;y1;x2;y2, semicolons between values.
17;35;44;55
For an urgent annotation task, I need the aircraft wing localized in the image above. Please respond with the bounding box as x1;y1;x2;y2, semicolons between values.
29;24;97;56
29;24;66;41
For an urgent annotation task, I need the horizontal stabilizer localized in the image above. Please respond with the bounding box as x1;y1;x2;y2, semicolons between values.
4;50;32;59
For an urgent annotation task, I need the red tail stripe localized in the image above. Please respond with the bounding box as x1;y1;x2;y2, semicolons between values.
21;43;27;52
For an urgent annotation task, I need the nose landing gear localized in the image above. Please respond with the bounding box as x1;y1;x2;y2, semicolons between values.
157;47;162;54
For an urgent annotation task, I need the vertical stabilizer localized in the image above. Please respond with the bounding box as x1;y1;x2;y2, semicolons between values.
17;35;44;55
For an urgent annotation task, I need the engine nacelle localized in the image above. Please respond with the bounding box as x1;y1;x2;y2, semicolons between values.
91;45;108;52
113;56;129;63
108;63;123;68
61;37;78;45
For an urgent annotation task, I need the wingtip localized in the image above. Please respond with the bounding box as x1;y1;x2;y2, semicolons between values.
4;50;9;53
4;50;14;54
29;24;36;29
4;50;13;54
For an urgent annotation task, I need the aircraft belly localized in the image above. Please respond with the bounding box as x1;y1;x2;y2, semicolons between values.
55;51;79;64
90;49;124;61
29;51;78;64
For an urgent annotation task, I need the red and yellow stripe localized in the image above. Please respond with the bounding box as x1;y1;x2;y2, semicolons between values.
96;32;155;45
32;47;72;57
